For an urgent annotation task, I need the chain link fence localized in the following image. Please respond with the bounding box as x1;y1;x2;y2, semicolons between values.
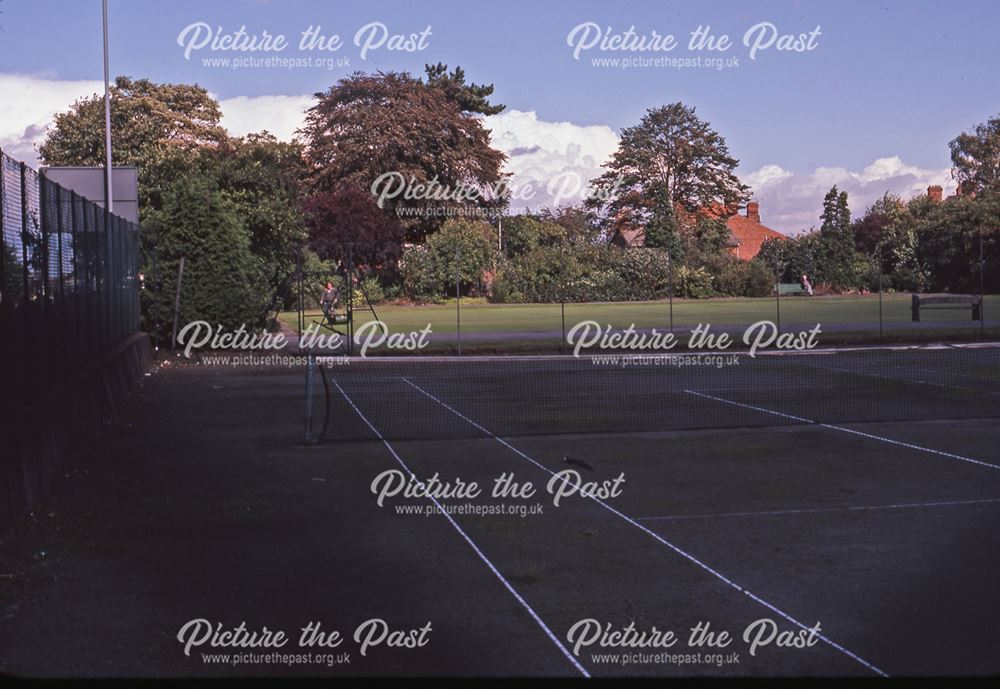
287;241;995;356
1;151;141;415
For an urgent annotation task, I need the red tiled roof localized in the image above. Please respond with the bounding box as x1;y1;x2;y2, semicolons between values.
608;202;787;258
726;214;786;260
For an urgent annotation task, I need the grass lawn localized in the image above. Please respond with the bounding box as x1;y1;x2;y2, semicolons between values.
278;294;999;351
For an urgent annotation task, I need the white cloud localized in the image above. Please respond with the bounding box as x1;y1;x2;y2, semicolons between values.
741;156;955;235
483;109;619;210
0;74;103;165
0;74;956;232
0;75;316;167
218;94;313;141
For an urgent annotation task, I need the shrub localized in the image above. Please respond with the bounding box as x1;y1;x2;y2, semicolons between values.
674;265;714;299
358;276;385;304
745;260;777;297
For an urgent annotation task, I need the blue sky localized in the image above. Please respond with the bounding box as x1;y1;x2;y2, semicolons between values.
0;0;997;232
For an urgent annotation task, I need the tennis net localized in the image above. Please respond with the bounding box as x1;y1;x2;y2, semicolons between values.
313;346;1000;442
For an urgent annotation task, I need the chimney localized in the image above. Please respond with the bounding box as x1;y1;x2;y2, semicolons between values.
746;201;761;223
927;185;943;202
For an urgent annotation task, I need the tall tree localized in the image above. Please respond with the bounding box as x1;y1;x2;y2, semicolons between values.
820;186;852;236
643;187;683;257
587;103;749;232
817;186;866;289
199;133;309;302
299;71;507;241
424;63;505;116
38;77;229;215
144;177;264;336
950;114;1000;195
302;185;405;275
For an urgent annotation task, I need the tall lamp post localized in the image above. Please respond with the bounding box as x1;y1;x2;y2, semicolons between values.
102;0;113;213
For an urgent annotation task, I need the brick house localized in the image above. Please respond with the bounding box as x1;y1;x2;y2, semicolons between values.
726;202;786;260
609;201;786;260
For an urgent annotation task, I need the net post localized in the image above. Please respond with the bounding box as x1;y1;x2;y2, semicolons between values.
304;354;315;445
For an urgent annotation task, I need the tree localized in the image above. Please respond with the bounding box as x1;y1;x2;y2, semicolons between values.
758;233;820;284
816;186;865;289
299;72;507;241
200;133;309;304
424;63;505;115
536;206;603;245
499;215;566;257
950;114;1000;196
39;77;229;215
145;177;263;335
587;103;749;232
820;186;851;237
915;189;1000;293
852;193;927;291
302;185;406;275
643;187;683;257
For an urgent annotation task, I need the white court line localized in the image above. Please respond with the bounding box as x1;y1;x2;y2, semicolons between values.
330;379;589;678
636;497;1000;522
401;377;888;678
684;390;1000;471
814;363;1000;398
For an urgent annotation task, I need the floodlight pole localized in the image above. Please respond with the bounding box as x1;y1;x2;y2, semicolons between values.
102;0;113;213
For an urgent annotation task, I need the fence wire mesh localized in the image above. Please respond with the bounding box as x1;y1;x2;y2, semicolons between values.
0;152;141;421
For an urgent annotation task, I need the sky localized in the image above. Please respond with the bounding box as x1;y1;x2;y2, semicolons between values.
0;0;997;233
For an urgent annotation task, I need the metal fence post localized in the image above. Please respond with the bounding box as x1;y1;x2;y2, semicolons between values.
455;244;462;356
19;163;30;309
981;231;986;341
774;275;781;335
55;185;64;302
877;246;884;342
667;250;674;334
296;249;303;339
70;192;81;365
0;155;5;299
347;243;355;356
560;246;567;353
171;256;185;352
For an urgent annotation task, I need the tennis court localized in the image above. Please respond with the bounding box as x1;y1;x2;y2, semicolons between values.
276;344;1000;677
3;345;998;677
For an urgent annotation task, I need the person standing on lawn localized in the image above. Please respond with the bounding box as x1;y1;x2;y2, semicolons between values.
321;281;339;321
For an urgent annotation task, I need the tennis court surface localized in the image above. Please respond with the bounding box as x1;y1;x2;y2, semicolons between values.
2;344;999;677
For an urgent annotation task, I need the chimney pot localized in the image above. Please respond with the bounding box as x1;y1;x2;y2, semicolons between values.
746;201;761;223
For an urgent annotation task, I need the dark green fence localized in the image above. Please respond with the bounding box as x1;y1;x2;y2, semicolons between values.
0;151;141;415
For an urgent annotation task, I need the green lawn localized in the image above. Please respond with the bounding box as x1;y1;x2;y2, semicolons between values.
278;294;999;351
